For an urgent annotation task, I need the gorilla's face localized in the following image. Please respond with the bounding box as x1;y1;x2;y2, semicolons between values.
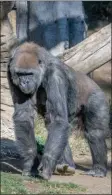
17;72;37;94
11;66;45;95
10;44;46;94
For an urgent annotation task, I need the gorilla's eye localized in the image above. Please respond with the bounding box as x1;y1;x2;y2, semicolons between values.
38;59;42;64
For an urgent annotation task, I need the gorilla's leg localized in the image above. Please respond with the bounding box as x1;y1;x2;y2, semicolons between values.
45;115;75;176
69;17;86;47
84;91;109;177
38;120;69;180
44;19;69;56
53;18;69;56
55;143;75;175
43;23;57;52
13;100;38;177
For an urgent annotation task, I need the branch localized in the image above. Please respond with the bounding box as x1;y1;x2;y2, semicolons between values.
60;24;111;74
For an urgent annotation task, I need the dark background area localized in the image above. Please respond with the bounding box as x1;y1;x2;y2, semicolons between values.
84;1;112;29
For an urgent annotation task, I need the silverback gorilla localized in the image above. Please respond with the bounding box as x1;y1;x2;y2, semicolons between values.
16;1;87;56
8;42;109;180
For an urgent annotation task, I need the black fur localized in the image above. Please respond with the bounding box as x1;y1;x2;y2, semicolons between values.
8;42;110;180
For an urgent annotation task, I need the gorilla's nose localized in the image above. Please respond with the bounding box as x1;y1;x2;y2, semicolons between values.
23;79;29;85
26;80;29;84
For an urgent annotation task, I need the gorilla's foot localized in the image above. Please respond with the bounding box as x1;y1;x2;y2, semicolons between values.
83;165;107;177
38;161;52;180
22;169;38;178
54;164;75;175
38;165;51;180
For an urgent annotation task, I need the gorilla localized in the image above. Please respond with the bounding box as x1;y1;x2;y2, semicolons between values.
16;1;87;56
8;42;109;180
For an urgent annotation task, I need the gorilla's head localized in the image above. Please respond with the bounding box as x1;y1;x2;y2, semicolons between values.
10;42;46;94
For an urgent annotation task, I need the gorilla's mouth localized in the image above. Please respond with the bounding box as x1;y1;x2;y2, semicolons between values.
19;84;36;94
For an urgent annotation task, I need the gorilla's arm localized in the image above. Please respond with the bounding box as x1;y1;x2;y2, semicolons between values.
38;71;70;179
69;17;86;47
8;69;38;176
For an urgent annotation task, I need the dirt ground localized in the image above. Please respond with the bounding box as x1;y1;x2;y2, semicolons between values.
1;147;111;194
1;131;111;195
23;162;111;195
24;155;112;194
51;155;111;194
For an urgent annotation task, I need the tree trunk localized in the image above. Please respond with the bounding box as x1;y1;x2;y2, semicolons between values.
1;16;17;140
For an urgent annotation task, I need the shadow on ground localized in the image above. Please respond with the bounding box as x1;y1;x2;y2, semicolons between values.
1;138;112;176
